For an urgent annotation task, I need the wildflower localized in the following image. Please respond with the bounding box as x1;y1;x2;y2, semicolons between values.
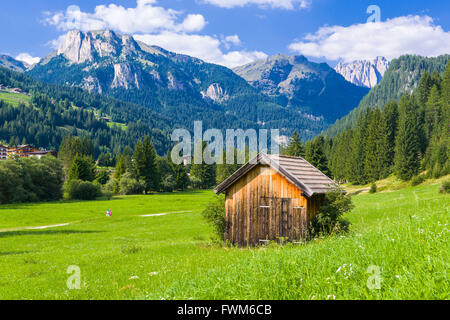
129;275;139;280
327;295;336;300
149;272;159;276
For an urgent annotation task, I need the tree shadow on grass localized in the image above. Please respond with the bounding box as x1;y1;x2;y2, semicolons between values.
0;251;31;256
0;198;122;210
0;230;104;238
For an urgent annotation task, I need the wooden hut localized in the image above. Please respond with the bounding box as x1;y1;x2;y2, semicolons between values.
214;153;336;246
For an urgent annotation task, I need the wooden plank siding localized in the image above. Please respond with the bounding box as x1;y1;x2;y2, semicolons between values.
224;164;324;246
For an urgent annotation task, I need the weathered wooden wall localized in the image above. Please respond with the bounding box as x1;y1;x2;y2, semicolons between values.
224;164;324;246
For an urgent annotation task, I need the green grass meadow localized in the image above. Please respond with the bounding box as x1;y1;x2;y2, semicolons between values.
0;91;31;107
0;184;448;300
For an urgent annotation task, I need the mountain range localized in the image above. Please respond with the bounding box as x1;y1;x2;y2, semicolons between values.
1;29;448;149
24;30;368;140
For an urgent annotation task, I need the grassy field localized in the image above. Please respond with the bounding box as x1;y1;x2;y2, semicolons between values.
0;184;448;300
0;91;31;107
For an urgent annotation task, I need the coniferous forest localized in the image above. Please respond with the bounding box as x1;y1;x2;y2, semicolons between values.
284;62;450;185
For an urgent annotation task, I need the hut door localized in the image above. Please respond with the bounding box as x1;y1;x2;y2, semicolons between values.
280;199;290;238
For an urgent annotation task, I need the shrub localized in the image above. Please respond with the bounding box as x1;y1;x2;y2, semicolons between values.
68;154;96;182
310;186;354;237
369;183;377;193
95;169;111;185
411;175;425;186
65;179;102;200
202;195;226;240
161;175;176;192
189;176;203;189
0;156;63;204
118;173;145;195
440;180;450;194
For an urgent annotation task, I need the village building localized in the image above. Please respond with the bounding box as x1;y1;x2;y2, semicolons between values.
5;145;57;159
8;145;39;158
214;153;336;246
0;145;8;160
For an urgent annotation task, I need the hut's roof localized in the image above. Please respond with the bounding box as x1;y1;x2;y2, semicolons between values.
214;153;336;197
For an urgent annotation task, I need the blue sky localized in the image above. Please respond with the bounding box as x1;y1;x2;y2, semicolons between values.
1;0;449;67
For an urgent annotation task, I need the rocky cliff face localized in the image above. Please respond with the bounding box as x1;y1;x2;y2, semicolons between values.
57;30;139;64
334;57;390;88
201;83;229;102
111;63;140;90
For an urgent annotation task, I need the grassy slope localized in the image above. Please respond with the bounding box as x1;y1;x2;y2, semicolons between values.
0;186;448;300
0;91;31;107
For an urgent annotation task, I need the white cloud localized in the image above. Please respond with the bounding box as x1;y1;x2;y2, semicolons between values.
44;1;199;34
135;32;267;68
289;15;450;63
15;53;41;65
43;1;266;68
202;0;311;10
180;14;207;33
46;34;67;50
224;35;242;46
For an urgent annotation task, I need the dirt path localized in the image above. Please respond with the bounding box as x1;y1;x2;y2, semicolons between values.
0;210;194;233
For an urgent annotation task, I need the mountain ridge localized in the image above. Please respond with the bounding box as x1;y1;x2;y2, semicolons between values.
233;53;370;122
0;55;28;73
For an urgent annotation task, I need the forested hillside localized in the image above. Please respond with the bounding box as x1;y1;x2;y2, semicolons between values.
0;67;172;155
325;55;449;137
322;62;449;184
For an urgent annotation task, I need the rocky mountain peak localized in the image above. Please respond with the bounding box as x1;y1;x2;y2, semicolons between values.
334;57;390;88
57;29;140;64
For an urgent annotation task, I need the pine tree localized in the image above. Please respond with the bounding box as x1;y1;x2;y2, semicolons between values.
394;96;422;181
349;111;370;184
132;136;159;194
190;141;217;189
330;129;353;183
423;62;450;177
284;130;305;157
364;108;384;182
171;153;189;191
305;136;331;177
68;153;96;182
416;71;433;107
424;85;442;141
380;100;399;176
114;155;126;180
216;148;242;184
